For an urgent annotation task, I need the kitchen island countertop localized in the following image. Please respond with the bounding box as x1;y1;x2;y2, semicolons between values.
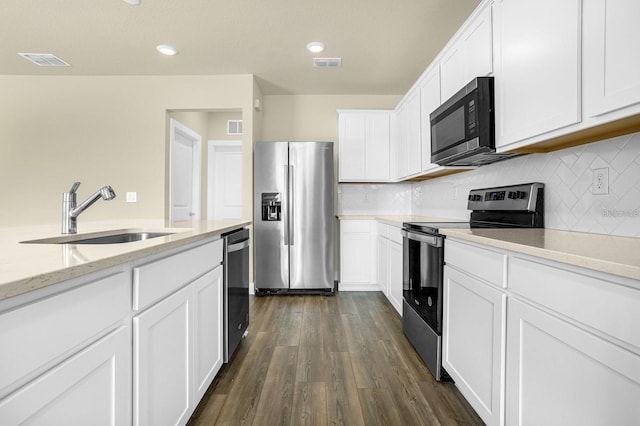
442;228;640;282
0;219;251;301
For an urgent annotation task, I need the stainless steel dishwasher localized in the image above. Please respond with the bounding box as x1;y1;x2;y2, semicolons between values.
222;228;250;362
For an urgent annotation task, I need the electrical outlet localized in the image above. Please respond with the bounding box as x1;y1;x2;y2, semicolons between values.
592;168;609;195
126;192;137;202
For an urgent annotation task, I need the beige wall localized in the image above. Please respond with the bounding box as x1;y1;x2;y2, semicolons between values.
207;111;243;141
261;94;401;142
0;74;257;227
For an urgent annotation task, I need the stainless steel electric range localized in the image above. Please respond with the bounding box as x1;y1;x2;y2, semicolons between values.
402;182;544;381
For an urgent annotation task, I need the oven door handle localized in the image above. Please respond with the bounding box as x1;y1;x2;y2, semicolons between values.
402;229;443;247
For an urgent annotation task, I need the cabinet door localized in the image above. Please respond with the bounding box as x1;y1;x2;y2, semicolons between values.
134;286;191;426
443;266;505;426
420;67;441;172
440;3;493;101
388;240;403;316
338;112;366;181
340;221;375;289
394;104;408;179
377;236;389;297
192;266;223;405
493;0;581;148
506;298;640;425
440;44;465;102
584;0;640;117
0;326;132;426
463;3;493;82
405;89;422;176
365;113;390;180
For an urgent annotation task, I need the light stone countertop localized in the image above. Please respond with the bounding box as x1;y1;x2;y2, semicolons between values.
337;215;467;227
441;228;640;282
0;219;251;301
338;215;640;281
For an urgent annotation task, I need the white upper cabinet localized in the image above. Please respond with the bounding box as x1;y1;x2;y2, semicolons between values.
440;2;493;101
338;110;391;182
420;66;441;172
392;104;407;180
583;0;640;118
405;88;422;177
493;0;581;149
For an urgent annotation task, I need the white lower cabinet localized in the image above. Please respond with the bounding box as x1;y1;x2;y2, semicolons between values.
443;265;505;426
134;265;223;426
0;235;227;426
506;298;640;425
376;234;389;297
134;284;191;426
445;237;640;425
0;325;132;425
375;222;403;315
339;220;376;290
387;235;403;315
192;267;224;403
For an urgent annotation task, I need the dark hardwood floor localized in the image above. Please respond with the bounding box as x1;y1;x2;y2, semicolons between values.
188;291;484;426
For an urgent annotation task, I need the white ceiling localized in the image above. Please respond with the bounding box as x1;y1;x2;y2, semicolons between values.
1;0;481;95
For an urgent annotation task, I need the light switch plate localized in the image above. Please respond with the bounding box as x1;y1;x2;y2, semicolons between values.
126;192;137;202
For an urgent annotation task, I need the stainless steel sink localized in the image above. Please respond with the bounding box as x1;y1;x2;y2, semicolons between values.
22;231;176;245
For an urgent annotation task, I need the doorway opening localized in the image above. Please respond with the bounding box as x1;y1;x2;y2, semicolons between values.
208;141;243;220
169;118;201;221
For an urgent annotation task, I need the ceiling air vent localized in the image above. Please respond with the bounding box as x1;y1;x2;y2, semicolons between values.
313;58;342;68
19;53;70;67
227;120;243;135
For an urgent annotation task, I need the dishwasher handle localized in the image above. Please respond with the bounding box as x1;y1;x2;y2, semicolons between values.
227;239;249;253
401;229;442;247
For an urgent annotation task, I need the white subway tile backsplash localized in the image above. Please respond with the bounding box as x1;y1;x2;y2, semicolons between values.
338;132;640;237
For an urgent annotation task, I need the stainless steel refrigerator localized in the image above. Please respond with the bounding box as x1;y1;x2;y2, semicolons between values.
253;142;334;294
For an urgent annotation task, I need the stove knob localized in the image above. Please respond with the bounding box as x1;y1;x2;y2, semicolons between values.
517;191;527;199
508;191;517;199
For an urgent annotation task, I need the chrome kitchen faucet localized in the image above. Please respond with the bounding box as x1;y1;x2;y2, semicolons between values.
62;182;116;234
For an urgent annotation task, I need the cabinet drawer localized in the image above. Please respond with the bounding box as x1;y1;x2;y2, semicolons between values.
341;220;371;233
445;239;507;288
509;256;640;350
0;271;130;397
133;239;223;311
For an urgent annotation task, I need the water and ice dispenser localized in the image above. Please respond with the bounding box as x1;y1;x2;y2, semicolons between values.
261;193;281;221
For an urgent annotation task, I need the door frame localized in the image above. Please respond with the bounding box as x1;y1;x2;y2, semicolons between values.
207;140;242;220
169;118;201;221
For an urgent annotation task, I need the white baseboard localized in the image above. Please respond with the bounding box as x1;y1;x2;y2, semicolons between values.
337;282;382;292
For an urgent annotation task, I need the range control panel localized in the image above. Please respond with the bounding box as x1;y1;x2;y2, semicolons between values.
467;183;544;212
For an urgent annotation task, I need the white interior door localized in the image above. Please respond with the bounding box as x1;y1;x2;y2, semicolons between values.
208;141;242;220
170;119;201;221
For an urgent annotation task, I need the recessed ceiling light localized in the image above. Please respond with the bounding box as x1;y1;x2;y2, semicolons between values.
306;42;326;53
123;0;141;5
156;45;178;56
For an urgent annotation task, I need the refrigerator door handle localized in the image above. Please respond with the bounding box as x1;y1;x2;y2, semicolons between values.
289;165;294;246
284;165;289;246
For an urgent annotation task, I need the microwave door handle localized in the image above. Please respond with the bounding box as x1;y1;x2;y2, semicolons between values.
401;230;442;248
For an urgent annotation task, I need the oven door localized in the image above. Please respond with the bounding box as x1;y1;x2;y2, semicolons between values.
401;229;444;333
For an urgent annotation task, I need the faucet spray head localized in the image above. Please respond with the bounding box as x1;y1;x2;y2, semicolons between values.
100;186;116;200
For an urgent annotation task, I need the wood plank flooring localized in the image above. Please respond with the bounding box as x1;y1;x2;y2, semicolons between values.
188;291;484;426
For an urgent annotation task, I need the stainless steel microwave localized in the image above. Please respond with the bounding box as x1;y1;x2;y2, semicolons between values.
430;76;521;166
